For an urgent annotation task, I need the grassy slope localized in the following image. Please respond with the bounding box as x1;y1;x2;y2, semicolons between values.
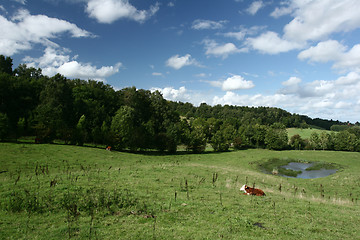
0;143;359;239
287;128;333;139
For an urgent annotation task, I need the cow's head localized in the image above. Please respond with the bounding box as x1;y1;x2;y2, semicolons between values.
240;184;247;193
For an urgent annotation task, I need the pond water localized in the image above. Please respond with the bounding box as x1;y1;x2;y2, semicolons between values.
279;162;337;179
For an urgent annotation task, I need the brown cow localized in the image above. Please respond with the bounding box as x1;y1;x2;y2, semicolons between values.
240;184;266;196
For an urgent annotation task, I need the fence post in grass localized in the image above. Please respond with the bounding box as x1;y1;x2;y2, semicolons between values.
219;192;223;207
185;179;189;200
212;172;218;187
320;184;324;198
273;201;276;216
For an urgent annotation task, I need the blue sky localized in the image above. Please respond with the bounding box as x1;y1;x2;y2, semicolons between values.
1;0;360;123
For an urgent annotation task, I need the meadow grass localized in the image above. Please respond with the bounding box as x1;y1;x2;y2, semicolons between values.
287;128;333;139
0;143;359;239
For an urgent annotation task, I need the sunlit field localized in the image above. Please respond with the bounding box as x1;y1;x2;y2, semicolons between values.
1;143;359;239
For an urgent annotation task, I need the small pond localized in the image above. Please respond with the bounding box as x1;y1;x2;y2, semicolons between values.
279;162;337;179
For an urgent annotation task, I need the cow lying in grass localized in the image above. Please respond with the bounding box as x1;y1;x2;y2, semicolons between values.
240;184;266;196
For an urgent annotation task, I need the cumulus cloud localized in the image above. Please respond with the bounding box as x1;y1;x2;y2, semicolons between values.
213;91;290;108
212;81;360;122
298;40;346;63
279;73;360;102
85;0;159;24
222;75;255;91
0;9;92;55
24;47;122;81
246;31;303;54
203;39;246;58
223;26;266;41
335;72;360;85
250;0;360;55
209;71;360;121
298;40;360;72
204;75;255;91
166;54;200;70
150;86;191;102
191;19;227;30
283;0;360;42
246;1;265;15
282;76;301;86
270;1;294;18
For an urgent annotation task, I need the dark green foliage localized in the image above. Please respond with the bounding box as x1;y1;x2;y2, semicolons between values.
0;112;9;140
265;124;289;150
330;124;350;132
0;55;13;75
1;55;359;153
289;134;305;150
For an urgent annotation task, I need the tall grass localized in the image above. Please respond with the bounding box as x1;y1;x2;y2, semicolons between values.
0;143;359;239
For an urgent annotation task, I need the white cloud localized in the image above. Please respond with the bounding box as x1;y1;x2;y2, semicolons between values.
246;31;303;54
204;75;255;91
298;40;346;63
333;44;360;72
270;1;294;18
279;72;360;103
213;91;291;108
24;47;122;81
0;9;92;55
150;86;191;102
191;19;227;30
282;76;301;86
166;54;200;70
212;80;360;122
222;75;255;91
223;31;246;41
195;73;208;78
223;26;266;41
152;72;163;76
250;0;360;55
335;72;360;85
283;0;360;42
246;1;265;15
203;39;246;58
86;0;159;24
13;0;26;4
298;40;360;72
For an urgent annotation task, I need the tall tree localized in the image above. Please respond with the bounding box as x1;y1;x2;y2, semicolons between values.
0;55;13;75
265;124;289;150
35;74;74;142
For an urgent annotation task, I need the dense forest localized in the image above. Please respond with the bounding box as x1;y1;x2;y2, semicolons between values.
1;55;360;152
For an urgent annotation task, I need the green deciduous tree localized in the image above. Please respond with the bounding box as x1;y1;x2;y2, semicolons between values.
289;134;305;150
0;55;13;75
34;74;74;142
111;106;137;150
265;124;288;150
0;112;9;140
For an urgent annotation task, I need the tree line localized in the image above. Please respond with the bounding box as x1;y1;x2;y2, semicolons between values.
1;55;359;152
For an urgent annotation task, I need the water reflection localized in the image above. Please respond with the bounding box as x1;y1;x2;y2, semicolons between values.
280;162;337;179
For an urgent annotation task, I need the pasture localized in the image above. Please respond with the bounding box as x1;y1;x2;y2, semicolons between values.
0;143;359;239
287;128;333;139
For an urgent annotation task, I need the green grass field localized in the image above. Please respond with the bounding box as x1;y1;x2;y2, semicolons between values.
287;128;333;139
0;143;359;239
